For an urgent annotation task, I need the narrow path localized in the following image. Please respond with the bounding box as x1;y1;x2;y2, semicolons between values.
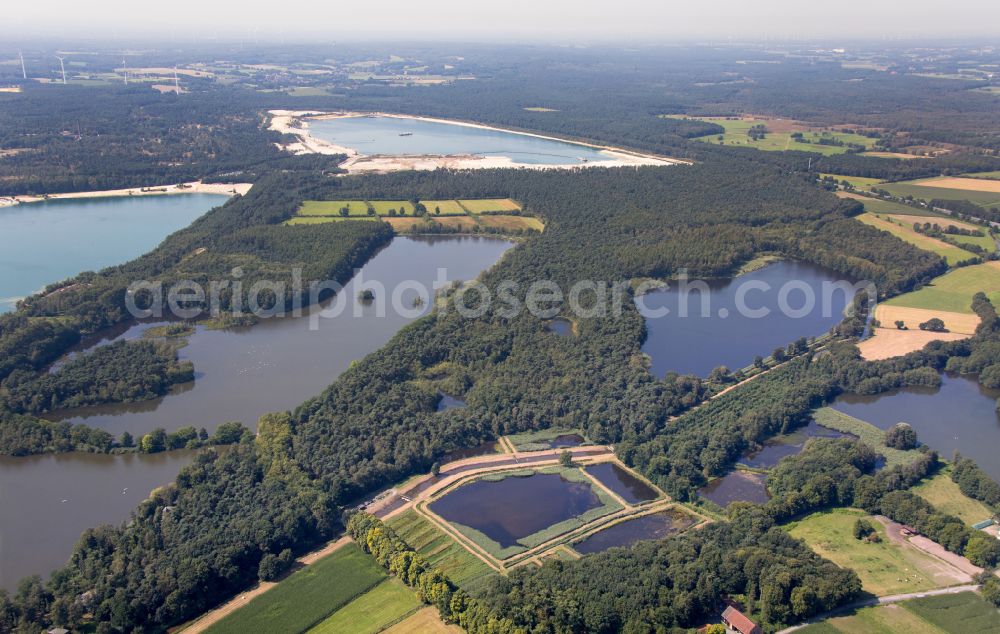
776;584;981;633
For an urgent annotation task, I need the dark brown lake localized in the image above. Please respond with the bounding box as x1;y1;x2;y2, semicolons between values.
698;470;771;507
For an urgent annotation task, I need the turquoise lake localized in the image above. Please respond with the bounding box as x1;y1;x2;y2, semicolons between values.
307;115;614;165
0;194;229;313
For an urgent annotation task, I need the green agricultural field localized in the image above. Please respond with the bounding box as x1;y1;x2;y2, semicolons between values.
880;182;1000;210
812;408;925;469
369;200;416;216
309;577;422;634
785;509;954;596
458;198;522;214
386;510;497;595
666;115;877;155
298;200;372;217
904;592;1000;633
840;194;939;216
911;470;995;527
421;200;468;215
856;213;975;264
964;171;1000;180
205;544;386;634
822;173;883;189
798;603;947;634
884;262;1000;313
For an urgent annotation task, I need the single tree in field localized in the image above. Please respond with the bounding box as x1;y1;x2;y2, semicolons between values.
559;450;573;467
885;422;918;450
431;461;441;477
894;320;906;330
919;317;946;332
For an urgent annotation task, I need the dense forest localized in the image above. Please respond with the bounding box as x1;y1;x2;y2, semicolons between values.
2;43;1000;632
0;155;967;632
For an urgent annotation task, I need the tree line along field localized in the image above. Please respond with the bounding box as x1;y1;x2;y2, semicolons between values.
855;213;976;265
288;198;543;233
663;114;879;155
799;592;1000;634
203;544;386;634
296;198;522;217
884;261;1000;314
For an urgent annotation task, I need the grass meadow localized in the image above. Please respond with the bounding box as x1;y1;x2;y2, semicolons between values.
910;470;995;527
884;262;1000;313
308;577;422;634
856;213;974;264
204;543;385;634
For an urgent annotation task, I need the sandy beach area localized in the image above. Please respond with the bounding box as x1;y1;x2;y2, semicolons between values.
267;109;688;173
0;181;252;207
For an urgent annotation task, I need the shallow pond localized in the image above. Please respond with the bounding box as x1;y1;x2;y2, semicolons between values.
573;510;696;554
0;194;228;313
638;260;856;377
51;236;513;436
429;472;601;548
0;451;196;589
586;462;659;504
739;421;854;470
308;115;614;166
698;471;771;507
833;373;1000;480
547;318;574;337
436;393;467;412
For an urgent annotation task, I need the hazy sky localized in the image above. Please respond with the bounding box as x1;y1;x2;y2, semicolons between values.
3;0;999;41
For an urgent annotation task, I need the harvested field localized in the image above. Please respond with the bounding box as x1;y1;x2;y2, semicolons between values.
382;607;463;634
383;217;431;232
476;215;544;231
857;327;968;360
459;198;521;213
298;200;370;216
432;216;481;231
874;306;980;335
909;177;1000;194
421;200;468;215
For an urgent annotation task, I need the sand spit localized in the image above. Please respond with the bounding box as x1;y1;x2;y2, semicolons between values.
0;181;252;208
267;109;689;173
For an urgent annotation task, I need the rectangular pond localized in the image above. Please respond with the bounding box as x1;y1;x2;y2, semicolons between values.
0;194;229;313
308;115;615;166
429;471;605;550
572;509;697;555
832;372;1000;480
637;260;857;377
585;462;660;504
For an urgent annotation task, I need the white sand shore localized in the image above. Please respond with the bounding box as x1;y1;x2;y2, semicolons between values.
0;181;252;207
267;109;689;173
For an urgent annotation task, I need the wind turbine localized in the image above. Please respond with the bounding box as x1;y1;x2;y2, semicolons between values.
122;58;128;85
18;51;26;80
173;66;180;93
55;56;66;84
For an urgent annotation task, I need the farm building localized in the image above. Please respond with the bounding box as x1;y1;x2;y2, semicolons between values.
721;605;762;634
